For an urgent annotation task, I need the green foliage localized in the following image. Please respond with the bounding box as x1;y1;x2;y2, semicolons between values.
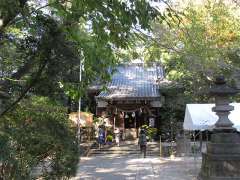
106;135;113;142
141;125;157;140
93;116;101;124
0;0;162;115
148;1;240;102
157;105;184;141
0;96;79;179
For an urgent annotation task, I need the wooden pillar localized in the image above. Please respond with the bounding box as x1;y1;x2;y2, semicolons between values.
144;113;147;125
134;113;137;138
113;115;116;129
122;113;125;140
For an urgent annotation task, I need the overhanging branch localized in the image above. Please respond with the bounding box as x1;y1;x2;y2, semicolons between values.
0;59;48;117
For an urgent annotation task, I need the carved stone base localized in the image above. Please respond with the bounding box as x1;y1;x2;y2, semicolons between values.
198;132;240;180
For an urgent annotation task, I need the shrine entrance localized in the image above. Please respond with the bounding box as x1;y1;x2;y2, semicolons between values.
110;106;153;139
123;111;149;129
124;112;136;129
96;103;160;140
94;63;164;139
123;111;137;139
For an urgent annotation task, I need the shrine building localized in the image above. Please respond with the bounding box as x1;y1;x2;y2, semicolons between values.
93;61;165;139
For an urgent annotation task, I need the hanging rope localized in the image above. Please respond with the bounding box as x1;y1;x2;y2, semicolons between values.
116;106;142;112
109;105;156;117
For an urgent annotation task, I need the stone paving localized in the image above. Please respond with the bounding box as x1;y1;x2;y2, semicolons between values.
72;154;201;180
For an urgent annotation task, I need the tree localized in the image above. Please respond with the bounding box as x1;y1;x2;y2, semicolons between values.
0;0;162;115
0;1;167;178
0;96;79;179
148;0;240;102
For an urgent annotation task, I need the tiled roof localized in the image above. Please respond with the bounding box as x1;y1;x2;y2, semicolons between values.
96;64;164;100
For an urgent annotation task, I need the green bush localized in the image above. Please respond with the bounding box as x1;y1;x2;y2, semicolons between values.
106;135;113;142
0;96;79;179
141;125;157;140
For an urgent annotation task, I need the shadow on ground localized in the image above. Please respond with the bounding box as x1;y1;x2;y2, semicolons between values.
71;155;201;180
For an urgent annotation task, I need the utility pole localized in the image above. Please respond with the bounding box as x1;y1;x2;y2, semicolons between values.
77;51;83;145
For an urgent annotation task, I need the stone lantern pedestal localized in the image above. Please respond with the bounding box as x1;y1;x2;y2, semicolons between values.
199;76;240;180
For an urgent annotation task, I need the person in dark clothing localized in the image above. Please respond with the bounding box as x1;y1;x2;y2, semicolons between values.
138;129;147;158
98;126;105;149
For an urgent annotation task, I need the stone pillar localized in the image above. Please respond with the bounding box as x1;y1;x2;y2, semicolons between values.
176;122;191;156
176;133;191;156
199;76;240;180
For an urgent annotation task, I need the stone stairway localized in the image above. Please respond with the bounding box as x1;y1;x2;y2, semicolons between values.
89;141;160;157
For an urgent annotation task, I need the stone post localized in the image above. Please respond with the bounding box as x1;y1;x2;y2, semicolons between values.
198;76;240;180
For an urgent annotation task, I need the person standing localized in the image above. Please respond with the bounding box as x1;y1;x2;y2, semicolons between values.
98;125;105;149
114;128;120;146
138;129;147;158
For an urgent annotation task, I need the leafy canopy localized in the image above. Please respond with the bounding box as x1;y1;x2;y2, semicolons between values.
0;0;160;114
148;1;240;101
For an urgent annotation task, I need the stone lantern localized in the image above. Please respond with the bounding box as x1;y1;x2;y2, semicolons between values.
199;76;240;180
210;76;238;132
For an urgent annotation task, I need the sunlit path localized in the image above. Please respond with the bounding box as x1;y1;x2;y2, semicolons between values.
72;153;201;180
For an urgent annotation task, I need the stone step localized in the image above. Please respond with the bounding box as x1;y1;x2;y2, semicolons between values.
90;148;160;156
91;152;160;156
89;141;160;157
91;147;159;151
91;151;160;154
91;149;160;153
102;147;160;150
